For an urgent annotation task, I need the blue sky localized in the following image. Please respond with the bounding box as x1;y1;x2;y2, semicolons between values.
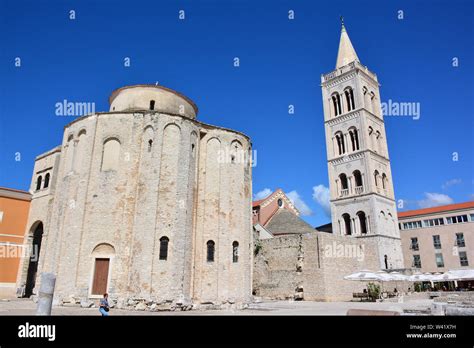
1;0;473;227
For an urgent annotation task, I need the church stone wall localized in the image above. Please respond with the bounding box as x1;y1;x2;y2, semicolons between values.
254;232;380;301
20;85;252;310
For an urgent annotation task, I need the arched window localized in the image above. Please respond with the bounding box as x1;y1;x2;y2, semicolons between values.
342;213;352;235
207;240;215;262
353;170;363;193
339;173;348;189
349;127;359;151
382;173;387;189
374;170;380;187
159;236;169;260
339;173;348;197
370;91;377;114
150;100;155;110
363;86;372;113
344;88;355;112
335;131;345;155
75;129;87;173
35;176;42;191
331;93;343;116
44;173;50;189
375;131;381;153
232;241;239;263
367;126;374;150
101;138;121;171
148;139;153;152
357;211;368;234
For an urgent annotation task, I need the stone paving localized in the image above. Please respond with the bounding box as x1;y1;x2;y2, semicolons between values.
0;297;434;316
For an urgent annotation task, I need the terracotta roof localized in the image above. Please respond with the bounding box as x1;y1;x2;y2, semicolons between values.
398;201;474;218
252;189;282;207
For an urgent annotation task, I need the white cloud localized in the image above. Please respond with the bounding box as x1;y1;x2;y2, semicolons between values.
417;192;454;208
253;188;272;201
442;179;462;190
287;190;313;216
312;185;331;217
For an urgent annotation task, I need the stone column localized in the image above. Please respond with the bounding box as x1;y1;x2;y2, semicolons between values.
36;273;56;316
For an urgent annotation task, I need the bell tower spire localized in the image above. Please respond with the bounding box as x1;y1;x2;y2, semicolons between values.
336;17;360;68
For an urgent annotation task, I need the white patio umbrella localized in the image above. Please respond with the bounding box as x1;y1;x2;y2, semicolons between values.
408;272;431;282
386;271;407;294
446;269;474;280
344;270;381;281
389;272;408;281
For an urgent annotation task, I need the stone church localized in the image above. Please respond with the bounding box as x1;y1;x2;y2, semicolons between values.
17;85;253;309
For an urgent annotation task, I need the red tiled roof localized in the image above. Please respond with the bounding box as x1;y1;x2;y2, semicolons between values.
252;199;265;207
398;201;474;218
252;189;282;208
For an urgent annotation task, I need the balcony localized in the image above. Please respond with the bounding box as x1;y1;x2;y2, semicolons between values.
340;189;349;197
355;186;363;195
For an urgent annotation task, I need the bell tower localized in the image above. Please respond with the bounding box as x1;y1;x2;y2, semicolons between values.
320;19;403;269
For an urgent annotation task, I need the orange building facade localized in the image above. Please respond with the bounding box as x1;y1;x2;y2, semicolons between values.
0;187;31;298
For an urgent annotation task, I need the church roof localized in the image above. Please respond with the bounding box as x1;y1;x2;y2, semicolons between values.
398;201;474;218
265;209;315;236
336;19;360;69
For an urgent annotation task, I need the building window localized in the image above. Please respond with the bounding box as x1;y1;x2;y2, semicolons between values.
35;175;43;191
207;240;215;262
335;131;345;155
339;173;348;196
432;235;441;249
277;199;283;208
344;88;355;112
435;253;444;268
447;215;468;224
331;93;342;116
43;173;50;189
412;255;422;268
381;173;387;190
349;127;359;151
353;170;363;194
459;251;469;266
423;218;445;227
357;211;367;234
159;236;169;260
410;237;419;251
150;100;155;110
148;139;153;152
455;233;465;247
101;138;121;171
232;241;239;263
342;213;352;235
374;170;379;187
470;213;474;222
403;221;422;230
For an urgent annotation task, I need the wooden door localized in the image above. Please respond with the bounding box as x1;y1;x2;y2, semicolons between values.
92;258;109;295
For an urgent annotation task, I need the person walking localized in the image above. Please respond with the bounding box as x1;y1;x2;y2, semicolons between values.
99;293;110;316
